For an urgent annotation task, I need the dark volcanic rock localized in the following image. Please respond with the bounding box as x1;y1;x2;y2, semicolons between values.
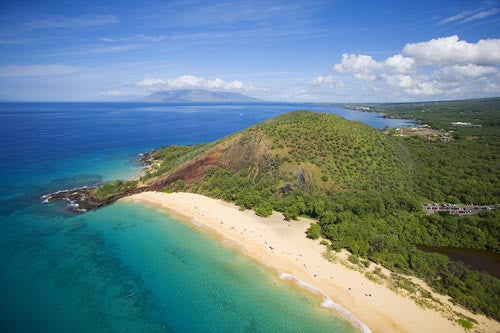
137;150;156;166
41;186;144;212
41;187;106;211
41;152;156;213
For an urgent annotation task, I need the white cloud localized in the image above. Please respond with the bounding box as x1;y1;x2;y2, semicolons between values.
333;54;381;81
100;35;167;43
136;78;168;87
402;35;500;66
206;78;225;88
333;53;415;81
312;75;344;87
325;35;500;99
135;75;250;91
168;75;205;88
381;74;414;89
436;64;498;80
98;90;134;97
226;80;244;89
26;15;118;29
383;55;415;74
438;10;474;24
313;75;333;86
481;77;500;93
438;7;499;25
54;45;141;56
462;8;500;23
124;35;166;43
312;75;333;85
0;64;78;77
100;37;115;43
404;82;443;96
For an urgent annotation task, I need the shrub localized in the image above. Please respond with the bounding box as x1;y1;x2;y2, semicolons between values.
254;202;273;217
306;223;321;239
348;254;360;265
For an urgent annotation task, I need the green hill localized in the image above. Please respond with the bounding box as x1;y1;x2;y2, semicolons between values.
143;111;417;217
133;110;499;320
71;109;499;320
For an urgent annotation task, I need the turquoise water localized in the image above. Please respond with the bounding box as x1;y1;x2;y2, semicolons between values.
2;201;358;332
0;102;408;332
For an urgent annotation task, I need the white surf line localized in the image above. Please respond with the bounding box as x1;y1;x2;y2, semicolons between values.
280;272;372;333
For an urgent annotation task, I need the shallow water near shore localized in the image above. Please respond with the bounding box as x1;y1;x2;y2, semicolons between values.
0;102;411;332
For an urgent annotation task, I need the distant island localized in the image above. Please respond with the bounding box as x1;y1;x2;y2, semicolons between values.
44;100;500;333
139;89;262;103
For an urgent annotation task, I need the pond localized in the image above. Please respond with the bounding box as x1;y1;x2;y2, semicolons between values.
418;245;500;278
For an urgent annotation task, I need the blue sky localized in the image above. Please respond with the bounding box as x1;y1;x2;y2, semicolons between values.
0;0;499;102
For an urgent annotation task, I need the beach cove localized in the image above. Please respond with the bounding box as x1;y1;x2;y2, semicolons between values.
124;192;500;333
0;102;417;332
3;102;499;332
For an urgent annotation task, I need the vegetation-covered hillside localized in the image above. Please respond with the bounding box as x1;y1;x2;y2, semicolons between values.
97;107;499;321
143;111;418;218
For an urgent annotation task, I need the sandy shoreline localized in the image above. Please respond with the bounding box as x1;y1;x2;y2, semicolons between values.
122;192;500;333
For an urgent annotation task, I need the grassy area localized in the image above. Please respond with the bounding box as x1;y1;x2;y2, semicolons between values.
458;318;474;330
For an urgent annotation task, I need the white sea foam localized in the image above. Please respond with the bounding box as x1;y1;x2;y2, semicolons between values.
40;186;88;206
57;197;86;213
191;220;202;227
41;185;88;197
280;272;371;333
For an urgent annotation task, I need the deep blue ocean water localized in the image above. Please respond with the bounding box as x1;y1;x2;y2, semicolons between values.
0;102;412;332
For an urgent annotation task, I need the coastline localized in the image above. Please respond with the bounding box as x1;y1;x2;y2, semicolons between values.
122;192;500;333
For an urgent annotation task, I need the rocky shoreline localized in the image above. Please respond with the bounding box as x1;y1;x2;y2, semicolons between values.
41;150;159;212
136;149;156;167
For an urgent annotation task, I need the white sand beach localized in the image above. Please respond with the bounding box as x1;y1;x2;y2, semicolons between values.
122;192;500;333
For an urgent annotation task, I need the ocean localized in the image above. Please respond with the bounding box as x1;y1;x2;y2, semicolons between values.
0;102;412;332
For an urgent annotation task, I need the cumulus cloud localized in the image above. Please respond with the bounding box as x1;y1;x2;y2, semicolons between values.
333;53;415;81
381;74;414;89
404;82;443;96
168;75;205;88
327;35;500;98
312;75;344;87
384;55;415;74
135;75;250;91
402;35;500;66
436;64;498;80
333;54;382;81
206;78;225;88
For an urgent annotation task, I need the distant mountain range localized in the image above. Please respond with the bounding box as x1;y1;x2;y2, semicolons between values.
139;89;261;102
